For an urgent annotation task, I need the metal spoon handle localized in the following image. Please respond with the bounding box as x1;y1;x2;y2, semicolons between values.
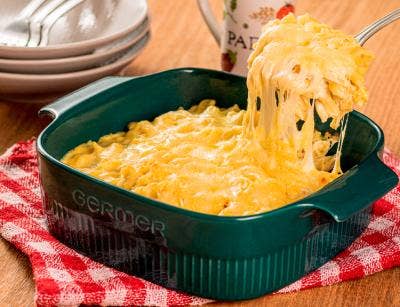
355;8;400;46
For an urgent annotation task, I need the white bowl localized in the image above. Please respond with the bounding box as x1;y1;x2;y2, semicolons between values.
0;0;147;59
0;18;149;74
0;32;150;96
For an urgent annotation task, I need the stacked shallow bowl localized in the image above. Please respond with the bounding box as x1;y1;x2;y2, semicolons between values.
0;0;149;102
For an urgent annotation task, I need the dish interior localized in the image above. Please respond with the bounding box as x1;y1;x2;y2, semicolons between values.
41;70;381;176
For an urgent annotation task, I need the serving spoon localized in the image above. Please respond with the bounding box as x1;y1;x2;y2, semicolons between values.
355;8;400;46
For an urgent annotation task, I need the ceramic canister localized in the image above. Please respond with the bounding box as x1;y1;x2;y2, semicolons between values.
198;0;295;76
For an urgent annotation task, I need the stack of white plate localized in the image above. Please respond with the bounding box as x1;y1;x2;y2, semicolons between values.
0;0;149;102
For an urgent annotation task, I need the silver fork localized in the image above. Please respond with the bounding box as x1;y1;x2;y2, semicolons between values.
35;0;85;47
0;0;46;47
26;0;68;47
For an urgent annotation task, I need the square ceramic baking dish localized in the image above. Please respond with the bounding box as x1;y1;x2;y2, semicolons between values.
37;68;398;300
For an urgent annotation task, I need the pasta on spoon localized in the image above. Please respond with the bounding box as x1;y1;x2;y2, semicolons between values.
246;13;373;173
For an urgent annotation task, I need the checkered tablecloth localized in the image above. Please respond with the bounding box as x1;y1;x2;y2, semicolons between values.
0;140;399;306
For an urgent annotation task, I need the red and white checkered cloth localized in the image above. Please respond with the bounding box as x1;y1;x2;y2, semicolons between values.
0;140;399;306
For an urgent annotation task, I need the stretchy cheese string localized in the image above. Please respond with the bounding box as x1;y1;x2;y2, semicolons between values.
245;13;373;176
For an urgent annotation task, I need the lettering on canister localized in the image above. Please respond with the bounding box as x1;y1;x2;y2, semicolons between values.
227;30;258;50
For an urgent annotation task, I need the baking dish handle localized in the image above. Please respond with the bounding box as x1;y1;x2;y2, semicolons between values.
39;76;134;120
305;153;398;222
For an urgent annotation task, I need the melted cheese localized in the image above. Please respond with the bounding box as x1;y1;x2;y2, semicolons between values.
62;14;373;216
246;13;373;174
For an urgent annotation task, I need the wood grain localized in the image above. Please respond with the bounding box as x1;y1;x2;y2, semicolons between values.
0;0;399;306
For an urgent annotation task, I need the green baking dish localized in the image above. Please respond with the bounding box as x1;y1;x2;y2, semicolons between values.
37;68;398;300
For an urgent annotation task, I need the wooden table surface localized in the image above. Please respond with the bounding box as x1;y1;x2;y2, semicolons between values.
1;0;399;306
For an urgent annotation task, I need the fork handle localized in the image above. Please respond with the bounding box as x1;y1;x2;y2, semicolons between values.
18;0;47;20
39;0;85;47
27;0;66;47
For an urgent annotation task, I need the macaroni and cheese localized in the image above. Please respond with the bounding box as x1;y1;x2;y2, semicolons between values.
62;14;373;216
